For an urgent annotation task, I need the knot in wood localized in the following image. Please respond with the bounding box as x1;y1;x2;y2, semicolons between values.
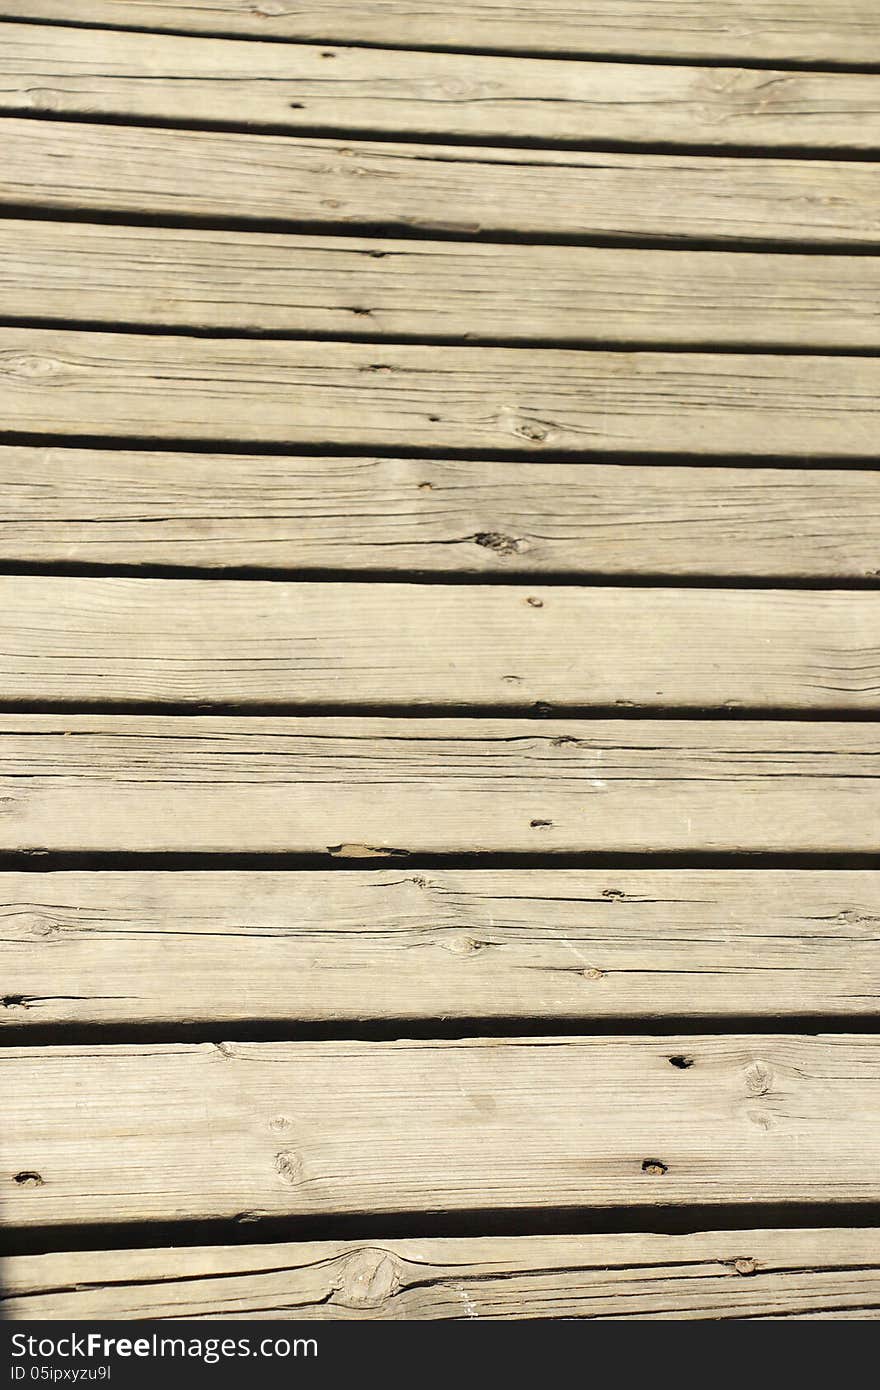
14;1171;43;1188
745;1060;774;1096
274;1149;303;1185
448;935;484;955
5;355;63;380
473;531;524;556
514;418;551;443
25;87;63;112
331;1248;401;1310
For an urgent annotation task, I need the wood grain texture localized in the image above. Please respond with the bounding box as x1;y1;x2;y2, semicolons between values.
5;23;880;148
4;120;880;246
6;1229;880;1320
0;714;878;854
4;448;880;577
7;222;880;349
3;870;879;1027
3;329;880;457
3;576;879;710
3;3;877;65
4;1036;880;1226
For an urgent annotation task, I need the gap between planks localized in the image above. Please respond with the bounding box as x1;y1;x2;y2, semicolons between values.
0;714;878;854
4;120;880;246
2;22;880;151
2;2;878;67
2;869;879;1028
4;223;880;349
4;1229;880;1320
0;576;878;709
3;1036;880;1226
2;449;880;578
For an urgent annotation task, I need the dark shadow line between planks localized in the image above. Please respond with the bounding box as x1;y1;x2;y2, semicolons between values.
6;316;880;359
3;563;880;591
9;107;880;163
1;700;880;720
5;202;880;256
3;432;880;471
5;1204;880;1261
0;852;877;872
4;12;880;74
3;1016;880;1050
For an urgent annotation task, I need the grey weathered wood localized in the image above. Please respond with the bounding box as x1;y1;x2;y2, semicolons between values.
0;714;878;854
5;1229;880;1320
2;576;879;710
3;329;880;457
4;448;880;577
6;222;880;349
3;870;879;1028
4;120;880;246
2;3;877;65
4;1036;880;1226
4;23;880;149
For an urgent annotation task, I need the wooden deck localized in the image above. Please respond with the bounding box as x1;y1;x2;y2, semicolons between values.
1;2;879;1322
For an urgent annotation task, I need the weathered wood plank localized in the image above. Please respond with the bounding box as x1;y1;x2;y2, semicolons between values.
0;715;877;854
4;120;879;246
3;577;879;709
5;23;880;149
4;1036;880;1226
3;330;880;457
3;870;879;1028
5;1229;880;1320
2;3;877;65
6;222;880;349
4;448;880;577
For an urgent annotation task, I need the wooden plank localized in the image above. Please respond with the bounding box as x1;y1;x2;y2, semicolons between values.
0;714;877;854
2;576;879;710
6;222;880;349
5;1229;880;1319
2;3;877;66
3;329;880;457
4;23;880;149
3;120;880;247
4;448;880;577
4;1036;880;1226
3;870;879;1028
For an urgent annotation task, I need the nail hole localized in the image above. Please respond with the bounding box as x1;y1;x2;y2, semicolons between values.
526;596;543;608
641;1159;668;1176
669;1055;694;1070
